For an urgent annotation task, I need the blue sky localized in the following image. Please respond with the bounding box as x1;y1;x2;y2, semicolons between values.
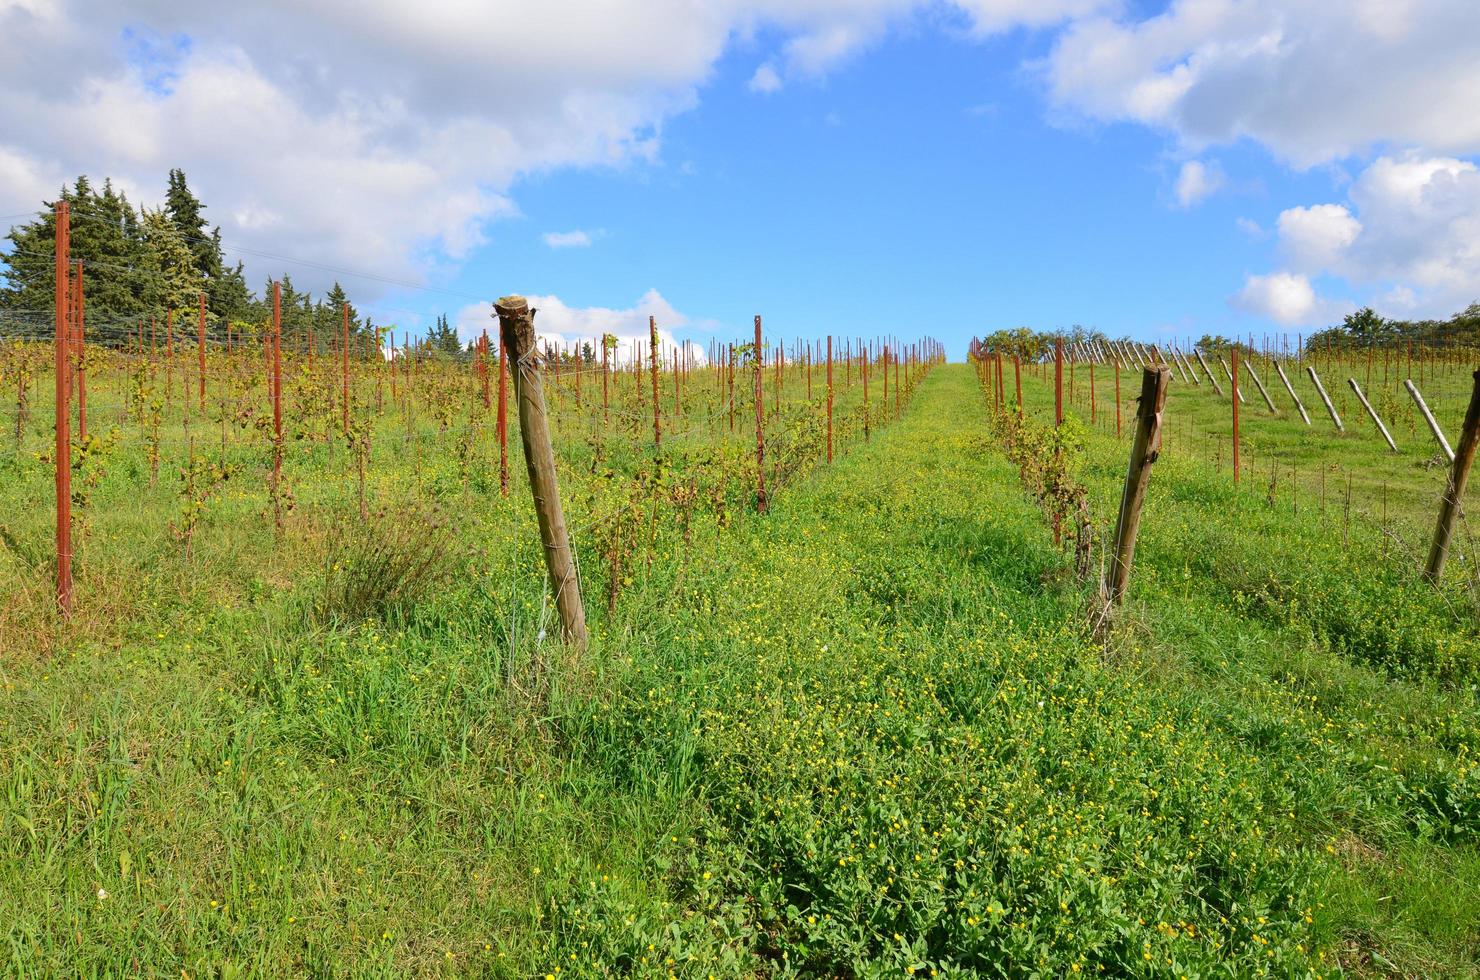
3;1;1478;357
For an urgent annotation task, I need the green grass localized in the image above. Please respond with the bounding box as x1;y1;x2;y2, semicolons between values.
1;351;1477;976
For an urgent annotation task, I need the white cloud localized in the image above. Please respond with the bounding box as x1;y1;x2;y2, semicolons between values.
1173;159;1223;207
1276;203;1361;272
0;0;1106;301
1231;271;1352;326
1250;154;1480;318
748;63;783;94
542;230;594;248
1045;0;1480;167
453;289;707;365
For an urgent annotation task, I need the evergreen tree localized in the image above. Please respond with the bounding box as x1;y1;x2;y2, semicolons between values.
164;169;221;279
427;313;465;359
140;208;200;317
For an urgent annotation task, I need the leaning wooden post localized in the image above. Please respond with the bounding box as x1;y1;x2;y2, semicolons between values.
1221;356;1247;405
495;296;588;650
1243;355;1277;413
1306;364;1343;431
1193;348;1225;396
1274;359;1311;425
54;200;73;616
1013;355;1023;415
1106;367;1170;605
1348;378;1397;451
1405;379;1454;463
754;315;767;513
1423;370;1480;583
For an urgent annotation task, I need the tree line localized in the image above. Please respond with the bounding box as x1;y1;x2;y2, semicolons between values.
0;170;383;352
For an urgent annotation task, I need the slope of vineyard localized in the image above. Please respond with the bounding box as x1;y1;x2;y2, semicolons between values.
2;362;1476;975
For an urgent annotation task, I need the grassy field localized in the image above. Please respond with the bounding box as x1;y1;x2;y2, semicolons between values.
1;347;1477;976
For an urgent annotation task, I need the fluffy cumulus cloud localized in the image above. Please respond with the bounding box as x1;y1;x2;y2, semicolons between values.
453;289;705;365
1246;155;1480;319
0;0;1103;299
1276;204;1362;272
1231;272;1352;327
1045;0;1480;166
1043;1;1480;322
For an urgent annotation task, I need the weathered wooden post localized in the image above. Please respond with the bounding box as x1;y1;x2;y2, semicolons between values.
1243;355;1277;413
1221;356;1248;405
1423;370;1480;583
1194;348;1225;396
1306;365;1343;431
1106;367;1171;605
1405;379;1454;463
1348;378;1397;451
495;296;588;650
1274;359;1311;425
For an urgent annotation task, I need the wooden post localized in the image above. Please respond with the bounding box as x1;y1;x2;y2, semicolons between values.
1232;348;1240;484
1175;345;1198;385
495;296;588;650
1273;359;1312;425
1193;347;1225;396
1243;355;1277;413
1013;354;1022;415
1221;356;1247;405
1306;365;1343;431
1405;379;1454;463
1114;359;1121;437
1424;370;1480;583
1106;367;1171;605
826;335;834;462
1348;378;1397;451
755;316;767;512
54;200;72;616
